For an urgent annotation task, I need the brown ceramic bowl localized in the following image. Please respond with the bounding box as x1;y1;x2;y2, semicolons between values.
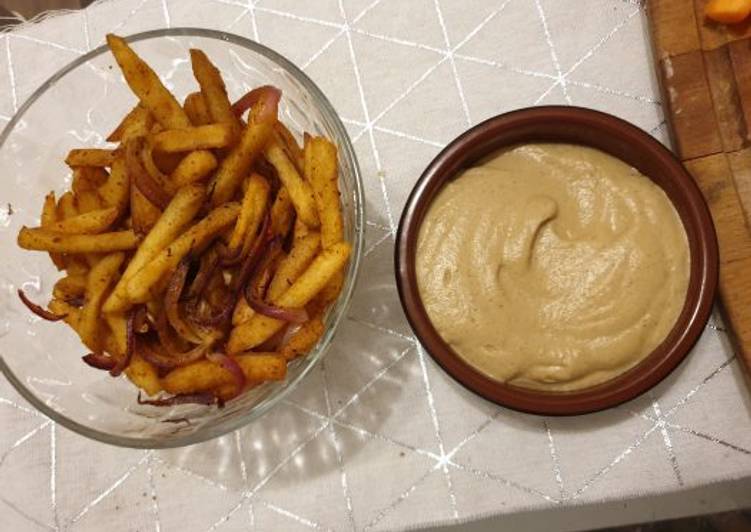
395;106;718;415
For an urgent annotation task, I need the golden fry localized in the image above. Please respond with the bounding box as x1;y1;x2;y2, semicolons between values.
125;353;162;396
78;252;125;351
227;242;351;352
267;232;320;301
46;206;118;234
281;318;325;361
265;141;319;228
130;185;162;235
104;183;205;313
65;148;116;168
210;96;277;207
107;104;153;142
42;191;66;270
189;49;241;137
104;312;128;356
125;202;240;303
53;274;87;301
76;190;104;214
232;295;255;326
183;92;212;126
227;173;269;257
161;354;287;394
98;157;130;213
274;121;304;172
72;167;109;193
306;136;343;248
48;299;82;330
269;187;295;239
57;191;78;220
170;149;217;187
18;227;140;253
151;124;235;153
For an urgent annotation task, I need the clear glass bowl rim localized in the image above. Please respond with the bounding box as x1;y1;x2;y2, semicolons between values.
0;27;365;449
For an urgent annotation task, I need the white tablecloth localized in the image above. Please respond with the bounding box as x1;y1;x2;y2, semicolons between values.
1;1;750;531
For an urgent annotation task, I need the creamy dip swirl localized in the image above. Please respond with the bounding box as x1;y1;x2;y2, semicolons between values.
416;144;690;391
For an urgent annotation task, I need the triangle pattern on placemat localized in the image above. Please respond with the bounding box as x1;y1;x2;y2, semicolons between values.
353;0;446;48
256;0;345;25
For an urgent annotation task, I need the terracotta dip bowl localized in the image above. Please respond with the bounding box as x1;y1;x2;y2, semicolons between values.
395;106;718;415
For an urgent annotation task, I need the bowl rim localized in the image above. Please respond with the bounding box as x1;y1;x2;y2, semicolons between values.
395;106;718;416
0;27;365;448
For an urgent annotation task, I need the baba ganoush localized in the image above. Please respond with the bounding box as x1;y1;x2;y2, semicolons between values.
416;143;690;391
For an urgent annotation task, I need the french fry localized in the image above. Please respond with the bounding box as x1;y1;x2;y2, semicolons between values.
265;141;319;228
65;148;116;168
274;121;304;172
49;299;82;330
53;274;87;301
41;191;66;270
104;312;128;356
293;216;309;240
209;95;277;207
46;206;118;234
161;353;287;395
183;92;212;126
280;318;325;361
107;104;152;142
18;227;140;253
267;232;320;301
189;49;241;137
125;353;161;396
151;124;235;153
306;136;343;248
75;190;105;214
103;184;205;313
106;34;191;130
269;187;295;239
72;167;109;193
227;173;269;257
227;242;351;352
78;252;125;351
65;257;90;277
232;295;255;326
98;157;130;213
169;149;217;187
125;202;240;304
130;186;162;235
57;191;78;220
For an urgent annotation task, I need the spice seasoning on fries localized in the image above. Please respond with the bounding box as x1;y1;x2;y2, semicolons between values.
16;34;350;407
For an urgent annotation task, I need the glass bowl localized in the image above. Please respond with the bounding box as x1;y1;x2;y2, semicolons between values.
0;28;364;448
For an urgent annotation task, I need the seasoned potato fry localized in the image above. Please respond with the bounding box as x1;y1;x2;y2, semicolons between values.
267;232;320;301
98;157;130;212
65;148;116;168
41;192;66;270
130;186;162;235
46;206;118;234
306;136;343;248
65;257;90;277
293;216;309;241
18;227;140;253
57;191;78;220
228;242;351;352
161;354;286;394
151;124;235;152
265;141;319;228
104;312;128;356
49;299;82;330
107;34;191;130
78;252;125;351
125;353;161;396
281;318;325;361
170;149;217;187
125;202;240;303
53;274;87;301
76;190;104;214
107;104;152;142
210;95;277;207
227;173;269;257
72;167;109;193
103;184;205;313
269;186;295;239
274;122;304;172
232;295;255;326
183;91;212;126
189;49;241;137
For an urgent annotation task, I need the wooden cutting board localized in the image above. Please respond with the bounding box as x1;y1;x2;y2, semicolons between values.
648;1;751;377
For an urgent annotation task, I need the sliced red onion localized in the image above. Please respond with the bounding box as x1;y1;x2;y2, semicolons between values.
186;249;220;300
247;298;309;323
82;352;116;371
206;352;246;399
17;289;66;322
165;260;206;344
126;138;170;210
137;391;218;407
109;310;135;377
231;85;281;121
136;334;211;370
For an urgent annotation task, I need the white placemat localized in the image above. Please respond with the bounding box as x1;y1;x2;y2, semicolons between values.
1;1;750;531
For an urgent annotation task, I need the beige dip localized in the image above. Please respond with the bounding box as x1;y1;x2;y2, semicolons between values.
416;144;690;391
